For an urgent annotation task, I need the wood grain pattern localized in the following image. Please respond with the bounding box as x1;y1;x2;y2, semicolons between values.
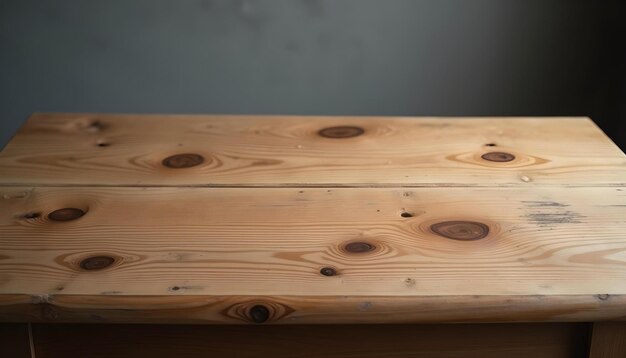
590;322;626;357
0;113;624;186
1;185;626;323
1;113;625;326
30;323;590;358
1;294;625;324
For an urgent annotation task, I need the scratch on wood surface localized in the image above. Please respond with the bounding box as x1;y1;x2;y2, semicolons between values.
522;200;584;227
525;212;584;226
522;201;570;207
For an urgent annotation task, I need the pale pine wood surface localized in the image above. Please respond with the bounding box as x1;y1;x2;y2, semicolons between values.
0;114;624;186
1;186;625;297
0;113;625;324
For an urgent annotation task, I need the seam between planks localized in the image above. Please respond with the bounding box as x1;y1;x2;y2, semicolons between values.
0;183;624;188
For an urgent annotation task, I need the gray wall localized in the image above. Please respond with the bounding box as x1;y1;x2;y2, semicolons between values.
1;0;624;148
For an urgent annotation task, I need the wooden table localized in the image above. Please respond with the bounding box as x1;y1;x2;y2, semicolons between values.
1;113;625;357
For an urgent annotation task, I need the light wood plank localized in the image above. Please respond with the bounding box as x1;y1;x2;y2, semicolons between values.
1;186;625;296
1;294;625;324
0;114;624;186
1;186;626;323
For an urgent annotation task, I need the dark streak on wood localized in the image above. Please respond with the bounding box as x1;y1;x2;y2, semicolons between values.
522;201;570;207
525;212;584;225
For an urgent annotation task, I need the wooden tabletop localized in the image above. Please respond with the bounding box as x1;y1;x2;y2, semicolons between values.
1;113;625;324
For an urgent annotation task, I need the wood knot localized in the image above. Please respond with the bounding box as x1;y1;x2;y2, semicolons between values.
430;221;489;241
162;153;204;168
79;256;115;271
222;301;294;323
48;208;85;221
344;241;376;253
481;151;515;162
320;267;337;276
318;126;364;138
249;304;270;323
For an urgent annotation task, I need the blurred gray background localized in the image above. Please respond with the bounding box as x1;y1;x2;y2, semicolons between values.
1;0;624;149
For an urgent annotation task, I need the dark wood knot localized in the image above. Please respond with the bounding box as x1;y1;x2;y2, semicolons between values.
248;304;270;323
344;241;375;253
80;256;115;270
318;126;364;138
48;208;85;221
320;267;337;276
162;153;204;168
481;152;515;162
431;221;489;241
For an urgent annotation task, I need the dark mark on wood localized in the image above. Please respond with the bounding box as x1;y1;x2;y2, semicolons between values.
22;212;41;219
417;123;450;128
249;304;270;323
344;241;375;253
525;212;583;226
101;291;123;295
48;208;85;221
79;256;115;271
431;221;489;241
162;153;204;168
96;139;111;147
401;211;413;218
318;126;364;138
523;201;569;207
597;294;610;301
320;267;337;276
481;152;515;162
